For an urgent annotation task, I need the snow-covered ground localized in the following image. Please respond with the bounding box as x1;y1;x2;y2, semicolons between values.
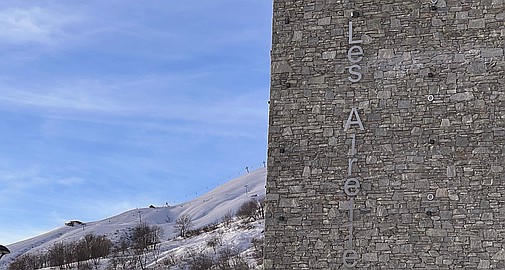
0;168;266;269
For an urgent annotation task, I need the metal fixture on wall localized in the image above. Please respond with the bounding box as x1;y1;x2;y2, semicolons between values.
430;0;438;10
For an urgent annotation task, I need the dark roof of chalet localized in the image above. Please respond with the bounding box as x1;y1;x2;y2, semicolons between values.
0;245;10;254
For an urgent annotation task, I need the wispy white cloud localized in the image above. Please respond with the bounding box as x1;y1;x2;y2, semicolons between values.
0;6;80;45
0;75;268;139
55;177;85;186
0;88;131;115
0;165;85;200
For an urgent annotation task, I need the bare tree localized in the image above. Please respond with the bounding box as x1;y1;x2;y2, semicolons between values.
251;237;264;264
48;242;66;269
75;234;112;267
8;253;44;270
230;255;250;270
131;223;164;252
215;246;237;269
111;233;131;270
237;200;260;221
63;242;76;269
175;214;193;238
10;234;112;270
221;209;234;227
257;198;265;219
74;239;89;268
188;253;214;270
90;235;112;266
206;234;223;253
126;223;164;270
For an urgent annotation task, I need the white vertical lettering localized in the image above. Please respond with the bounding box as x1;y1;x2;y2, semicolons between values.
347;45;364;63
344;108;365;131
350;134;356;156
348;158;357;176
347;21;364;83
348;21;363;45
343;249;358;268
348;65;362;83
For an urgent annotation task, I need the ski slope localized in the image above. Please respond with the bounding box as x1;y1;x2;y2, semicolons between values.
0;168;266;269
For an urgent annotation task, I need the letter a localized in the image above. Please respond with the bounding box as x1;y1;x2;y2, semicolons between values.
344;108;365;131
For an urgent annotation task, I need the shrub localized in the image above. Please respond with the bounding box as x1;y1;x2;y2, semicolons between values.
236;200;259;221
230;255;250;270
206;234;223;253
251;237;264;264
188;253;214;270
8;253;44;270
221;209;234;227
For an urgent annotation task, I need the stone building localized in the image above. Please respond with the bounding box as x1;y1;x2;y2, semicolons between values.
265;0;504;269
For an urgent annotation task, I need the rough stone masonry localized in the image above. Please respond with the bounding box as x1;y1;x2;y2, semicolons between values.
265;0;504;269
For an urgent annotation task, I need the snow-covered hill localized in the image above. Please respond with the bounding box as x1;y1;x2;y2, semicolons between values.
0;168;266;269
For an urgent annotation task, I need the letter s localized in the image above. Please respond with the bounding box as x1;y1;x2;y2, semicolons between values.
348;65;362;83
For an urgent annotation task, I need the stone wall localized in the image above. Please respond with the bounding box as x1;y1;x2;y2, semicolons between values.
265;0;504;269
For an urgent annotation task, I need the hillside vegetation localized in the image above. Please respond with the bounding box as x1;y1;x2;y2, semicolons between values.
1;168;267;270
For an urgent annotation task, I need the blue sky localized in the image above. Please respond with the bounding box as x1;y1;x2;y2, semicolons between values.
0;1;272;244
